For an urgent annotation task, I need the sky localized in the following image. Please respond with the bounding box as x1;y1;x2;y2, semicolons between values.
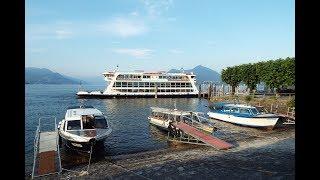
26;0;295;78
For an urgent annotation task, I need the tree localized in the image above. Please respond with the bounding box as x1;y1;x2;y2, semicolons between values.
239;63;260;93
221;66;242;95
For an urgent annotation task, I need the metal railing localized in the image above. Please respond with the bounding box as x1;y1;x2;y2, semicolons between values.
31;116;61;179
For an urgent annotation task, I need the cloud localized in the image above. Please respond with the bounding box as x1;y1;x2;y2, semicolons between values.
113;48;153;58
169;49;183;54
130;11;139;16
99;18;148;38
55;30;73;39
141;0;174;18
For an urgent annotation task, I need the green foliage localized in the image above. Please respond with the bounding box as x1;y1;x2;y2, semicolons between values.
221;66;242;95
239;63;260;92
287;97;295;108
244;95;253;102
221;57;295;93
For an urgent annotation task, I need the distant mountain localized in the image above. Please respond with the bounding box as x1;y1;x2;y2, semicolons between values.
168;65;221;84
25;67;84;84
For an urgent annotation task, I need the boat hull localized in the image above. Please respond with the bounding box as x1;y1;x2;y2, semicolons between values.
207;112;279;129
77;93;198;99
148;117;171;130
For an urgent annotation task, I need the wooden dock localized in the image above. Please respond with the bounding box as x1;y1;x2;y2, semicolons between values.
32;117;61;179
172;122;233;150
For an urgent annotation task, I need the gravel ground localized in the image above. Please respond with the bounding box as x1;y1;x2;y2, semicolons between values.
43;123;295;180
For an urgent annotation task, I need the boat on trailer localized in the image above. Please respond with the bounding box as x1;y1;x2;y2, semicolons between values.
58;105;112;150
148;107;215;134
207;103;279;129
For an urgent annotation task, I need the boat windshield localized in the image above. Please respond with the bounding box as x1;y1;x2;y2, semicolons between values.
250;108;260;115
94;116;108;129
67;120;81;130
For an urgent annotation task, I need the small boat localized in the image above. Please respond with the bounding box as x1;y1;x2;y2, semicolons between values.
207;103;279;129
58;105;112;149
148;107;215;133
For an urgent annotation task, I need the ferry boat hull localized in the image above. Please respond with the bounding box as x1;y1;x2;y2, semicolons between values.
207;112;279;129
77;92;198;99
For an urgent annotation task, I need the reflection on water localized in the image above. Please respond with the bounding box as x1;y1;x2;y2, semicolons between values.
25;84;210;174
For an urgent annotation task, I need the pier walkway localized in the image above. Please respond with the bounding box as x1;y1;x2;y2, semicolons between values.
32;117;61;179
172;122;233;150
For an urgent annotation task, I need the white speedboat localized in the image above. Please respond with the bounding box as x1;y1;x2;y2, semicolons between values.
207;103;279;129
58;105;112;149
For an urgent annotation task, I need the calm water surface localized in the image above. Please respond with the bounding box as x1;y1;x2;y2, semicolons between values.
25;84;210;174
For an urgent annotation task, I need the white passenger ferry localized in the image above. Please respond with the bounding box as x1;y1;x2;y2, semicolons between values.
77;67;199;98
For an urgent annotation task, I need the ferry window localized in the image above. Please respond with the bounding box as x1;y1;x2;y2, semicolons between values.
166;82;170;87
122;82;127;87
116;82;121;87
239;108;250;114
137;75;141;78
176;83;181;87
113;83;116;87
145;89;150;92
139;82;145;87
133;89;138;92
186;89;190;92
128;82;133;87
157;89;161;92
187;83;192;87
181;83;185;87
128;89;132;92
170;89;175;92
94;117;108;129
134;82;139;87
190;89;193;92
160;89;165;92
171;83;175;87
150;89;155;92
176;89;181;92
181;89;185;92
150;83;155;87
67;120;81;130
139;89;144;92
145;82;150;87
160;83;165;87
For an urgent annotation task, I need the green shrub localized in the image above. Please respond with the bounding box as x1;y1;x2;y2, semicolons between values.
245;95;253;102
287;97;295;108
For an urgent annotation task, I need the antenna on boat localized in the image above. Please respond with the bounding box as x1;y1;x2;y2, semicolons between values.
114;65;119;72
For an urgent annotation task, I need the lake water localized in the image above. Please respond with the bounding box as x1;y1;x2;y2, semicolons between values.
25;84;210;174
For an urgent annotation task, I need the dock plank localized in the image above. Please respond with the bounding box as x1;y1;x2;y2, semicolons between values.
38;151;56;175
175;122;233;150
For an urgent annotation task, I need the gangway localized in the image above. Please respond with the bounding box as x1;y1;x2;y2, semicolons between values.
167;114;233;150
32;116;62;179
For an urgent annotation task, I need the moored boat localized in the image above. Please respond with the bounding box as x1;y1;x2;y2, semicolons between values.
58;105;112;150
148;107;215;133
207;103;279;129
